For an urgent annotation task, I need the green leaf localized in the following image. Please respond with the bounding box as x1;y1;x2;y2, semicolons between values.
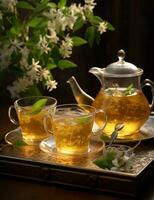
40;0;49;3
17;1;34;10
30;98;48;115
124;84;135;96
85;26;95;47
28;17;46;28
47;2;57;9
13;140;28;147
58;0;67;8
47;63;57;70
58;59;77;69
51;46;61;62
73;17;84;32
107;22;115;31
93;158;111;169
10;26;21;36
93;151;116;169
89;15;103;26
72;36;87;47
95;30;101;45
76;116;91;125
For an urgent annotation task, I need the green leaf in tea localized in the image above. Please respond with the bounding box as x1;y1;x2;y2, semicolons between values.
30;98;48;114
76;116;91;125
13;140;28;147
124;84;135;96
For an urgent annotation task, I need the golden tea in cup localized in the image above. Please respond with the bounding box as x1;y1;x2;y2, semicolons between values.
8;96;57;145
46;104;107;155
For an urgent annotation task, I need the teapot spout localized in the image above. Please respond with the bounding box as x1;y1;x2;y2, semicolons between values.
67;76;94;105
89;67;103;85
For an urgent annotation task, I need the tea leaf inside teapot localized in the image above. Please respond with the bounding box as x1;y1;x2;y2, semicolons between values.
124;84;135;96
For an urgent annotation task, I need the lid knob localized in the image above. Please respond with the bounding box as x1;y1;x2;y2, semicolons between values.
104;49;143;75
117;49;125;62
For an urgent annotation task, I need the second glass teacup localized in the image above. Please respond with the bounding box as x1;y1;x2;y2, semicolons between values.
44;104;107;155
8;96;57;145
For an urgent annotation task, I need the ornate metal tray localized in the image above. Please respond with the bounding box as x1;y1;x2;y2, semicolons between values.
0;116;154;198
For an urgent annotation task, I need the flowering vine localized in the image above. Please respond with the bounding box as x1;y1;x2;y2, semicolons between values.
0;0;114;98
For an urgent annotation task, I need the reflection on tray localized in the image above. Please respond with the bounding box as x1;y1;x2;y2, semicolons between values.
4;127;105;166
92;115;154;143
39;136;105;165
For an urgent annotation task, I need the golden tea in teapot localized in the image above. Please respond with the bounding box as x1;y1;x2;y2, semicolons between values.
93;86;150;138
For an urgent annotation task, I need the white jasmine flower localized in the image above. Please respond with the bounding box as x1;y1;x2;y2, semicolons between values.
38;35;51;54
43;8;57;20
30;58;42;72
59;35;73;58
20;46;30;58
46;9;65;33
26;68;40;83
26;58;42;82
20;58;29;69
46;29;59;44
65;15;77;30
98;21;108;34
84;0;96;12
10;39;24;53
45;80;58;92
70;3;84;16
112;158;119;167
0;0;17;12
69;3;86;21
19;47;30;69
40;68;51;80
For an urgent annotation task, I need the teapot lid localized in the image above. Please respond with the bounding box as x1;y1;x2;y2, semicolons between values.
104;49;143;76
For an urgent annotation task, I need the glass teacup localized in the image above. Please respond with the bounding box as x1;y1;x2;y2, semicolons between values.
44;104;107;155
8;96;57;145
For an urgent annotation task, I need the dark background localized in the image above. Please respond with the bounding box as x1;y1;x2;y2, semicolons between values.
51;0;154;104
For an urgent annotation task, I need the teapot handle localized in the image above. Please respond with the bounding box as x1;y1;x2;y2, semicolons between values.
141;79;154;115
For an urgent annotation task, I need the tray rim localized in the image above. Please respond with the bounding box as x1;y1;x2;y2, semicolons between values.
0;153;152;178
0;154;154;198
0;148;152;178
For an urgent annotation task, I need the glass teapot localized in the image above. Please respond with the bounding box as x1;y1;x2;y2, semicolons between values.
67;49;154;138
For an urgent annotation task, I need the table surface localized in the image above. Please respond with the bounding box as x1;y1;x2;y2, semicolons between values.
0;104;154;200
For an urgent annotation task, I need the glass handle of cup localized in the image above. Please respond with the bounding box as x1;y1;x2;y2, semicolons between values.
43;115;53;134
8;105;19;125
141;79;154;114
92;109;107;135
